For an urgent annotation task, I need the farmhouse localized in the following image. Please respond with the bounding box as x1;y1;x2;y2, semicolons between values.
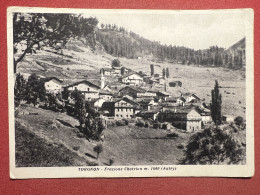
101;68;113;76
112;67;121;76
169;81;182;87
176;97;186;106
158;106;202;132
184;93;200;103
101;97;139;119
119;86;146;98
99;89;113;101
64;80;100;100
42;77;63;94
156;77;165;85
223;115;234;122
120;72;144;86
156;91;170;101
138;110;159;121
136;98;157;111
114;98;139;119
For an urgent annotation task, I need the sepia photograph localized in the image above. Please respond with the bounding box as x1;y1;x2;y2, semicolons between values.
8;7;254;178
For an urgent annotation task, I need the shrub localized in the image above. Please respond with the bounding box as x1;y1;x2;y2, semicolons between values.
116;120;125;126
136;122;145;127
109;159;114;166
234;116;244;127
167;133;179;138
180;126;244;165
73;146;80;151
124;120;129;126
153;123;159;129
162;124;168;129
177;144;184;149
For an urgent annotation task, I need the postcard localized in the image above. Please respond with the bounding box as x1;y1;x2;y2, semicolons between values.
8;7;254;178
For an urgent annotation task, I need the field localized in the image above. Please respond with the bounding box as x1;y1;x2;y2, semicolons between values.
15;105;191;166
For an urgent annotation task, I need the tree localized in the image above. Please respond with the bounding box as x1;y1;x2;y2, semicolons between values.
112;59;121;67
166;67;169;78
162;68;166;78
93;144;103;160
180;126;244;165
234;116;244;127
25;74;46;106
121;67;125;75
150;64;154;76
14;73;27;107
210;80;222;125
13;13;98;73
71;89;86;128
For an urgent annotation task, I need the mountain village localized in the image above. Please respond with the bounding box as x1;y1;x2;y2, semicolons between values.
13;12;246;167
38;60;217;133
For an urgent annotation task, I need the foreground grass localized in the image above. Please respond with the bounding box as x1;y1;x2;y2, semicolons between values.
15;121;87;167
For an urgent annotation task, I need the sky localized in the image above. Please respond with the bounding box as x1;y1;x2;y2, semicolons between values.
82;10;246;50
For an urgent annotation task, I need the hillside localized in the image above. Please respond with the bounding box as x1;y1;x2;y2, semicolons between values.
228;37;246;51
96;26;246;69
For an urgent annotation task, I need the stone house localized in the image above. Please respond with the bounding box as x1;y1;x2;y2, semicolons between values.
158;107;202;132
42;77;63;94
120;72;144;86
64;80;100;100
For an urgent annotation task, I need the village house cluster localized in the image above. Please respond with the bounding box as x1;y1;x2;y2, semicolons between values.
39;63;213;132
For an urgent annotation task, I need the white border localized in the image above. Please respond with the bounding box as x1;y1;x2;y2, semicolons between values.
7;7;254;179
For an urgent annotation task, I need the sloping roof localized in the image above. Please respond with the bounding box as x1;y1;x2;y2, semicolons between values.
42;77;63;83
64;80;100;89
163;105;200;114
115;97;139;106
102;68;113;71
99;89;113;95
177;97;186;102
122;72;143;79
182;93;200;100
157;91;170;97
119;86;146;93
190;94;200;100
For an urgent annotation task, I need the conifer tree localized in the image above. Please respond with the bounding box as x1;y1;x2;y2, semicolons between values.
162;68;166;78
210;80;222;125
150;64;154;76
166;67;169;78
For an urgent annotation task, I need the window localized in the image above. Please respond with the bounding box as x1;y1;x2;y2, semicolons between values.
126;115;128;117
121;115;123;117
118;109;119;111
88;88;90;91
116;114;119;117
126;109;128;111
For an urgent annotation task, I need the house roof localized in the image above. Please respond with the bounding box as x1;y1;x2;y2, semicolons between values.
119;86;146;93
163;105;200;114
64;80;100;90
156;91;170;97
102;68;113;71
115;97;139;105
99;89;113;95
177;97;186;102
182;93;200;100
42;77;63;83
121;72;143;79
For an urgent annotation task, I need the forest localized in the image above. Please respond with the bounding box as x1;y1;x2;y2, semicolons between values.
96;24;245;69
